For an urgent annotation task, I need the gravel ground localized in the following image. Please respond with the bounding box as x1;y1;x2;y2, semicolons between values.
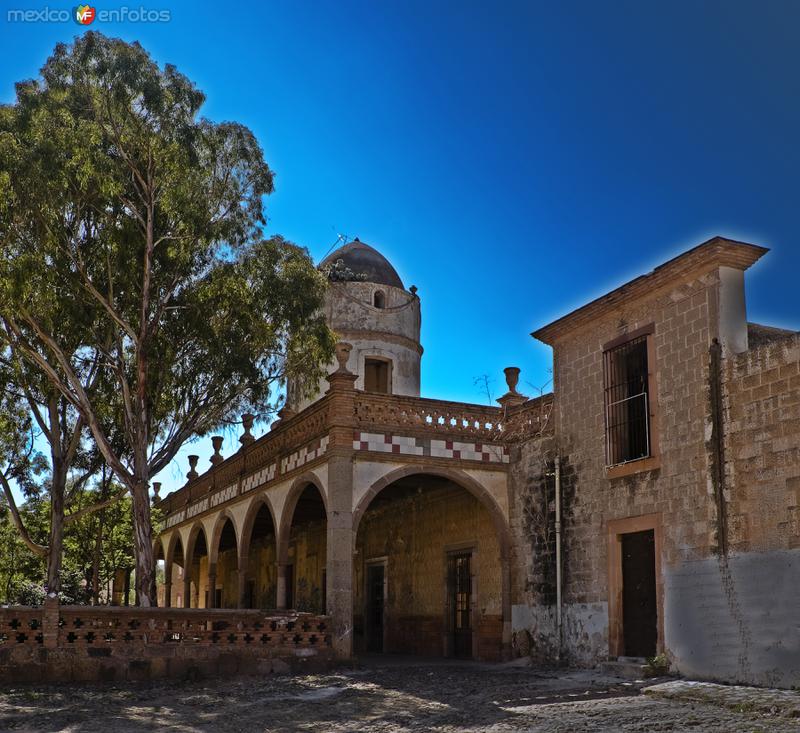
0;658;797;732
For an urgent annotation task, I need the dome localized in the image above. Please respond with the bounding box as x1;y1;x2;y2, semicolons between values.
319;239;404;289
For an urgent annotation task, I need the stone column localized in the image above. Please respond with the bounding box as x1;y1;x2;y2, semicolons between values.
324;343;357;659
163;559;173;608
206;564;217;608
276;564;288;609
183;572;192;608
237;555;249;609
326;454;355;659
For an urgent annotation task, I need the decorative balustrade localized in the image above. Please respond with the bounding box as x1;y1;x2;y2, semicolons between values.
0;604;329;651
353;392;554;443
0;606;43;646
0;603;332;682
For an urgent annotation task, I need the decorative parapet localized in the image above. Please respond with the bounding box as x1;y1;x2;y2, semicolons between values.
0;604;332;682
156;396;332;521
156;389;553;528
353;391;554;444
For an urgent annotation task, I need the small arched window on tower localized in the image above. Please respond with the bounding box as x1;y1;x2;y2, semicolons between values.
373;290;385;309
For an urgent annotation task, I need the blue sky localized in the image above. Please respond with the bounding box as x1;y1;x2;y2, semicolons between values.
2;0;798;496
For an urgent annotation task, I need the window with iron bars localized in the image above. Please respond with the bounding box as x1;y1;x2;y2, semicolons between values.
603;334;651;467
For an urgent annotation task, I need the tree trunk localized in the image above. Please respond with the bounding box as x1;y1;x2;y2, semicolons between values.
45;399;67;597
46;490;64;596
131;480;154;606
91;514;102;604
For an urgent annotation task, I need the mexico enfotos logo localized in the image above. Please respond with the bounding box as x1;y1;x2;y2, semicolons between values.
7;5;171;23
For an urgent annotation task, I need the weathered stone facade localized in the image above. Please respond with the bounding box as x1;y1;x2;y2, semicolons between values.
151;236;797;686
512;237;799;687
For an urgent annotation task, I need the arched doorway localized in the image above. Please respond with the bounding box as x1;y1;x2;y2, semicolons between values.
240;499;278;609
280;480;327;613
210;514;239;608
353;469;510;661
184;524;209;608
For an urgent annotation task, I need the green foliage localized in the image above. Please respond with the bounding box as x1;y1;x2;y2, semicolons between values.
322;258;368;282
0;32;335;603
645;653;671;677
0;482;135;606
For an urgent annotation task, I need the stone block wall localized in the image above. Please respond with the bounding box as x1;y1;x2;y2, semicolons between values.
511;268;722;666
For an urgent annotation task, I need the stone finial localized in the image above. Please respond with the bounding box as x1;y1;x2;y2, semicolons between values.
334;342;353;374
187;455;199;481
239;413;255;447
152;482;161;502
504;366;521;394
409;285;418;296
210;436;224;465
497;366;528;409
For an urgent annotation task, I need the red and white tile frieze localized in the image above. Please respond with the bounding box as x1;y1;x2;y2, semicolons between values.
353;431;509;464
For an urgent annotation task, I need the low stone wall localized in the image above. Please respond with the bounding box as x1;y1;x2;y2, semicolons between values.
0;600;332;683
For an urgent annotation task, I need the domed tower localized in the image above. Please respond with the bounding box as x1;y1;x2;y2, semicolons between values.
287;238;422;412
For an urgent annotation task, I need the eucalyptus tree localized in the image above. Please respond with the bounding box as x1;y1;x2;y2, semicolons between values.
0;32;334;605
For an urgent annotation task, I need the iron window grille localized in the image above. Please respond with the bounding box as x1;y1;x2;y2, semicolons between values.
603;334;651;467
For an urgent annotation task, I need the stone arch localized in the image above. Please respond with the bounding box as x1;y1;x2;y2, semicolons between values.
353;463;512;659
184;522;210;608
277;471;328;565
162;533;186;609
238;494;280;609
239;494;279;561
153;534;167;563
165;532;184;571
208;509;240;568
353;464;511;558
185;521;209;566
277;471;328;612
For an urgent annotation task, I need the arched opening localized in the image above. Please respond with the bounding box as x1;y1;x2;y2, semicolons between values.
373;290;385;308
211;515;239;608
282;482;327;613
167;535;185;608
185;525;209;608
241;500;278;609
154;539;166;607
353;471;509;661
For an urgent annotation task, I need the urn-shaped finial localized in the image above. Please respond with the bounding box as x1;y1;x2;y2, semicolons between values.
187;455;199;480
504;366;521;394
334;342;353;373
239;413;255;447
210;436;224;465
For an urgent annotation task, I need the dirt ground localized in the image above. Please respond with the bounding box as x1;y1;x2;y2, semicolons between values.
0;657;797;732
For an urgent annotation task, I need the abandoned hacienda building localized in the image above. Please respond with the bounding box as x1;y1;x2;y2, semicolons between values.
154;236;799;687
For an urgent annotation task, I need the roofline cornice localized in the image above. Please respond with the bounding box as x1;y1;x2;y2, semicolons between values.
532;237;769;345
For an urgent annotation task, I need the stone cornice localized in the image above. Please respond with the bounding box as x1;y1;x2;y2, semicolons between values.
333;328;423;355
532;237;768;346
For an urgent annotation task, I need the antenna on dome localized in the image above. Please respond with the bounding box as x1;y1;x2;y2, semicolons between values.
321;230;349;260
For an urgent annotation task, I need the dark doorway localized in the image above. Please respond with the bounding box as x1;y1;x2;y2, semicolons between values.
245;580;255;609
448;553;473;658
621;529;657;657
366;564;385;652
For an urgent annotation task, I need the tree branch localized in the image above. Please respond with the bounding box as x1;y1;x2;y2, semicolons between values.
0;470;47;558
